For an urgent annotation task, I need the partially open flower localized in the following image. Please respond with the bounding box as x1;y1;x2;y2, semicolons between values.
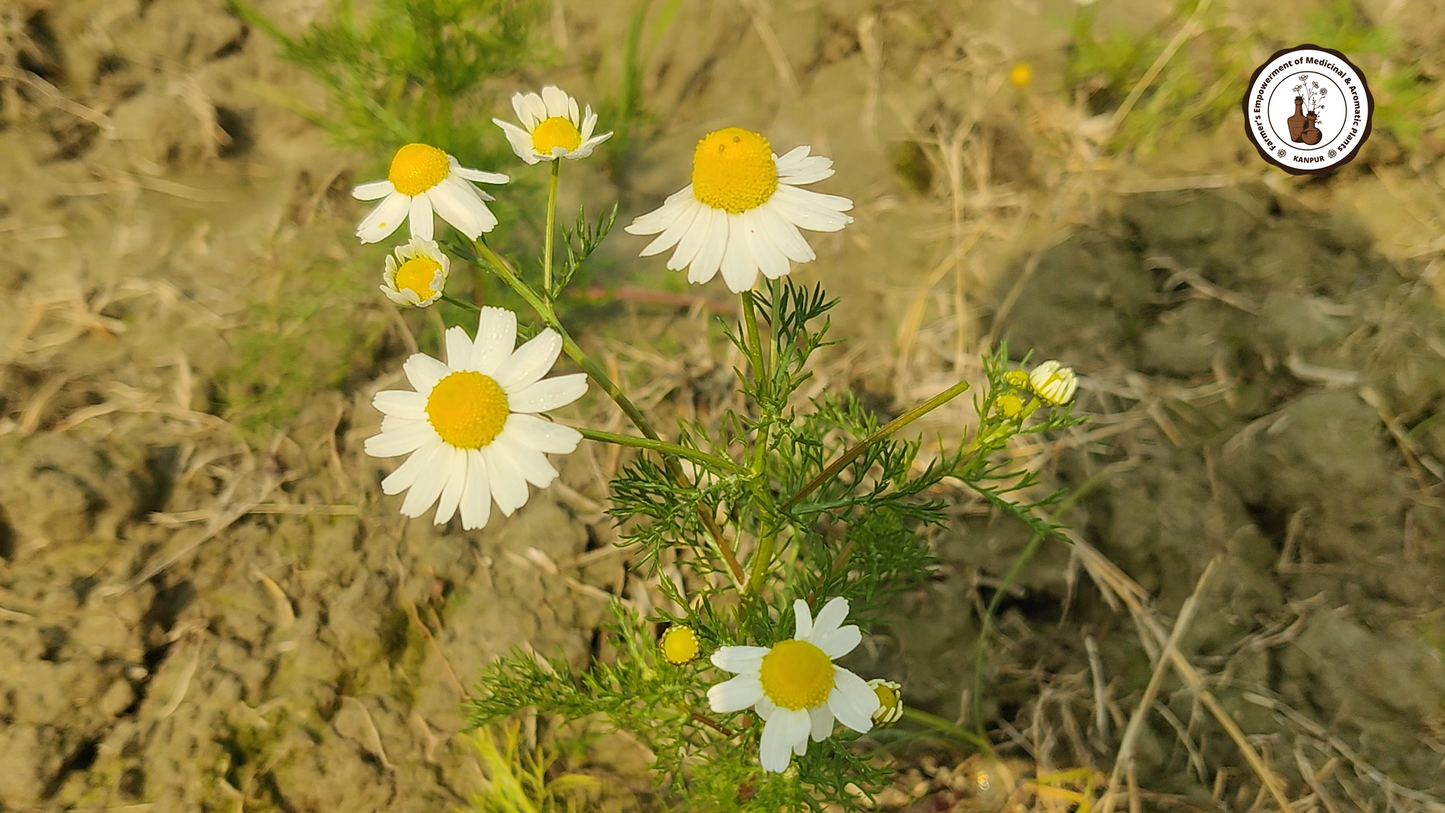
380;237;449;308
1002;370;1030;389
661;624;701;666
867;678;903;725
1028;360;1077;406
493;86;612;165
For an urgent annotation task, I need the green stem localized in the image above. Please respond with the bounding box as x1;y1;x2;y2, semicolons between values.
741;291;770;475
473;240;749;590
543;159;561;301
781;378;971;513
901;707;994;753
441;292;481;313
579;427;743;475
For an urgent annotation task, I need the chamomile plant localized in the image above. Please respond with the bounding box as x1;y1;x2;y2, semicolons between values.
347;95;1080;810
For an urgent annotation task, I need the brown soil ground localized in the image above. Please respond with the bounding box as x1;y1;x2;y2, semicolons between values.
3;0;1445;811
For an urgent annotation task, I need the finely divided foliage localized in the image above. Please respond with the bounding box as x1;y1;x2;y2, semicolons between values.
320;49;1079;808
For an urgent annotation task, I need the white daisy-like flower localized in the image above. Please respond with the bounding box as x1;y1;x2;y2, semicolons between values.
707;596;880;773
353;143;509;244
380;237;449;308
364;306;588;530
624;127;854;294
1028;360;1078;406
492;85;612;165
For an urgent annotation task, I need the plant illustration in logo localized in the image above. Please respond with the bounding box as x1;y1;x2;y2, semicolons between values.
1288;75;1328;145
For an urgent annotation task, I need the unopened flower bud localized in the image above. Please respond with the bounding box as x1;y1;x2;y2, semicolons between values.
867;678;904;725
660;624;701;666
1028;360;1077;406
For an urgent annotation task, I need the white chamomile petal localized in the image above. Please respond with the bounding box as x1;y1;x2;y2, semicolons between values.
363;307;587;532
627;127;852;291
708;673;765;713
710;645;770;673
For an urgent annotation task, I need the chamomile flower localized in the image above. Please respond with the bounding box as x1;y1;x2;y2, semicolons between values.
707;597;879;773
624;127;853;294
1028;360;1078;406
867;678;903;725
380;237;449;308
353;143;509;244
493;86;612;165
364;306;588;530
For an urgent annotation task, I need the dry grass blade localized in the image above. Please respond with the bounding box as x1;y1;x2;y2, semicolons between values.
1100;557;1217;812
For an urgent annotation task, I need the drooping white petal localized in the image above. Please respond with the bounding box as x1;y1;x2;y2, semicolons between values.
452;162;510;184
827;667;879;733
640;200;702;258
495;118;540;164
427;176;484;239
408;192;435;241
493;329;563;392
404;352;450;393
688;207;728;284
793;599;814;640
432;447;468;525
570;131;612;159
565;95;580;126
664;201;712;271
773;144;811;168
810;597;850;641
756;695;777;721
398;442;453;517
353;180;394;200
808;703;835;742
356;192;410;244
482;440;530;516
741;208;791;280
494;433;559;488
707;673;765;713
471;307;517;375
373;390;426;420
364;419;436;458
435;175;498;237
710;645;770;674
773;184;853;232
627;185;697;236
460;448;492;530
760;708;811;773
381;438;443;495
755;203;816;263
509;373;588;414
814;624;861;659
503;413;582;455
718;215;759;293
444;326;474;370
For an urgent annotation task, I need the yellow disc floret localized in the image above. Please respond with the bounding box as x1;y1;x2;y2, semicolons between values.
395;256;443;300
425;371;509;449
532;116;583;156
691;127;778;214
758;639;835;710
661;625;701;666
389;143;451;196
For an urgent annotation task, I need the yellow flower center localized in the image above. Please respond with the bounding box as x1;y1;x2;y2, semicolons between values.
532;116;583;156
994;393;1024;419
1009;63;1032;88
395;256;442;300
873;684;899;715
691;127;778;214
388;143;451;196
425;371;509;449
661;625;701;666
758;639;834;711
